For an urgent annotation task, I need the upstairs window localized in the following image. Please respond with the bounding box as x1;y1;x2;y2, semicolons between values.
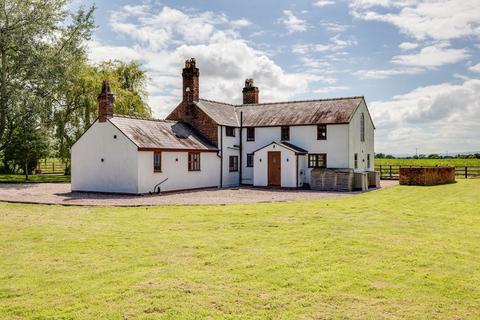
226;126;235;137
188;152;201;171
354;153;358;169
317;125;327;140
308;154;327;168
360;113;365;142
281;126;290;141
247;127;255;141
153;152;162;172
246;153;254;167
229;156;239;172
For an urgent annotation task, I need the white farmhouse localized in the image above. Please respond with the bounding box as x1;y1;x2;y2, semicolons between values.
72;58;375;194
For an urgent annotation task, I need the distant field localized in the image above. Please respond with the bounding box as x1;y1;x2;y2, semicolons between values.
375;158;480;167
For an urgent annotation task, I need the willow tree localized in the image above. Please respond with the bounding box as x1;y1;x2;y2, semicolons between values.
0;0;95;172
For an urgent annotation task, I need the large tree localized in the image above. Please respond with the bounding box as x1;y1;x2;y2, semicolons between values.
0;0;95;152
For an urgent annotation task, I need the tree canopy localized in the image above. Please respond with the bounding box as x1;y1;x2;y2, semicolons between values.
0;1;150;176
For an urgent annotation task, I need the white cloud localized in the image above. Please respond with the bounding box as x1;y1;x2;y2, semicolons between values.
314;1;336;7
314;86;349;94
230;18;252;28
279;10;308;33
391;44;469;68
293;35;357;54
469;63;480;73
398;42;418;50
370;78;480;153
355;43;469;79
355;67;424;79
320;22;349;33
350;0;480;41
89;5;326;117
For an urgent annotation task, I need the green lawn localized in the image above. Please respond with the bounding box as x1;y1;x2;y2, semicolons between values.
0;174;70;183
1;181;479;319
375;158;480;167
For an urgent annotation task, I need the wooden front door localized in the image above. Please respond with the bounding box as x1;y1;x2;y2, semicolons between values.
268;151;281;187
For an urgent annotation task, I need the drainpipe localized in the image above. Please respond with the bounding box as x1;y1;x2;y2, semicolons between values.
239;111;243;186
220;126;223;188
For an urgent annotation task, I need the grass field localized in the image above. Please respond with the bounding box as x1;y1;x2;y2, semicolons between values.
375;158;480;167
0;174;70;183
1;180;480;319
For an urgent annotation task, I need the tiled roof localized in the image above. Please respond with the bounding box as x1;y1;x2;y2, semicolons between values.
195;99;239;127
238;97;363;127
193;96;364;127
109;115;218;151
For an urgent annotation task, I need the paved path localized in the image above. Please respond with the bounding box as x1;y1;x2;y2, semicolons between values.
0;181;398;207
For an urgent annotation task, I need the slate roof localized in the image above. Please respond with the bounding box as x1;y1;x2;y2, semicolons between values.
109;115;218;151
194;96;364;127
194;99;239;127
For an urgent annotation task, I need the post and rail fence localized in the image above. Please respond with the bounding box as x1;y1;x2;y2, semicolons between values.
375;164;480;180
35;159;67;175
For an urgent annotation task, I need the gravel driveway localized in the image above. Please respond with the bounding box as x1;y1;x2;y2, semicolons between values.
0;181;397;206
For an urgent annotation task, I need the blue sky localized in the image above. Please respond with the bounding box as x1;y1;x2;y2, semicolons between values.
74;0;479;154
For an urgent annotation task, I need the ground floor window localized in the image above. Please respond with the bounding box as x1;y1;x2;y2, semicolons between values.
247;153;254;167
188;152;201;171
308;154;327;168
153;152;162;172
367;153;371;169
229;156;239;172
354;153;358;169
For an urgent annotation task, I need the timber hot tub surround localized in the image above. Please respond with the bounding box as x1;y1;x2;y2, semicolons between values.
71;58;376;194
399;167;456;186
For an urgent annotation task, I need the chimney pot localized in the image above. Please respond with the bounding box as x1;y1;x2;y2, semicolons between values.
242;78;259;104
182;58;199;103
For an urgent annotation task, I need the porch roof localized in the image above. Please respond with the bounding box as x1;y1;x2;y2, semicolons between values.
252;141;308;155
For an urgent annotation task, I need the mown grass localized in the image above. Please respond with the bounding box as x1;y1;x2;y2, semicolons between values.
0;174;70;183
0;180;479;319
375;158;480;167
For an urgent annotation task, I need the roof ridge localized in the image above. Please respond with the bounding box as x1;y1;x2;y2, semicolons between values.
239;96;364;107
113;114;177;123
198;98;236;106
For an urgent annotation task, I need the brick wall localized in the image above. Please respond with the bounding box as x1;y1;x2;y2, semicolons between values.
167;102;218;146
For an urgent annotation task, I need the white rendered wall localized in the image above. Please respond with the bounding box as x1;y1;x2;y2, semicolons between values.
348;100;375;172
137;151;220;193
253;144;297;188
71;120;139;193
218;126;240;187
242;124;349;184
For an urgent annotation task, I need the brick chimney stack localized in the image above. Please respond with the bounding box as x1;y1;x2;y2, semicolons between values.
182;58;199;103
242;78;259;104
98;80;115;123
